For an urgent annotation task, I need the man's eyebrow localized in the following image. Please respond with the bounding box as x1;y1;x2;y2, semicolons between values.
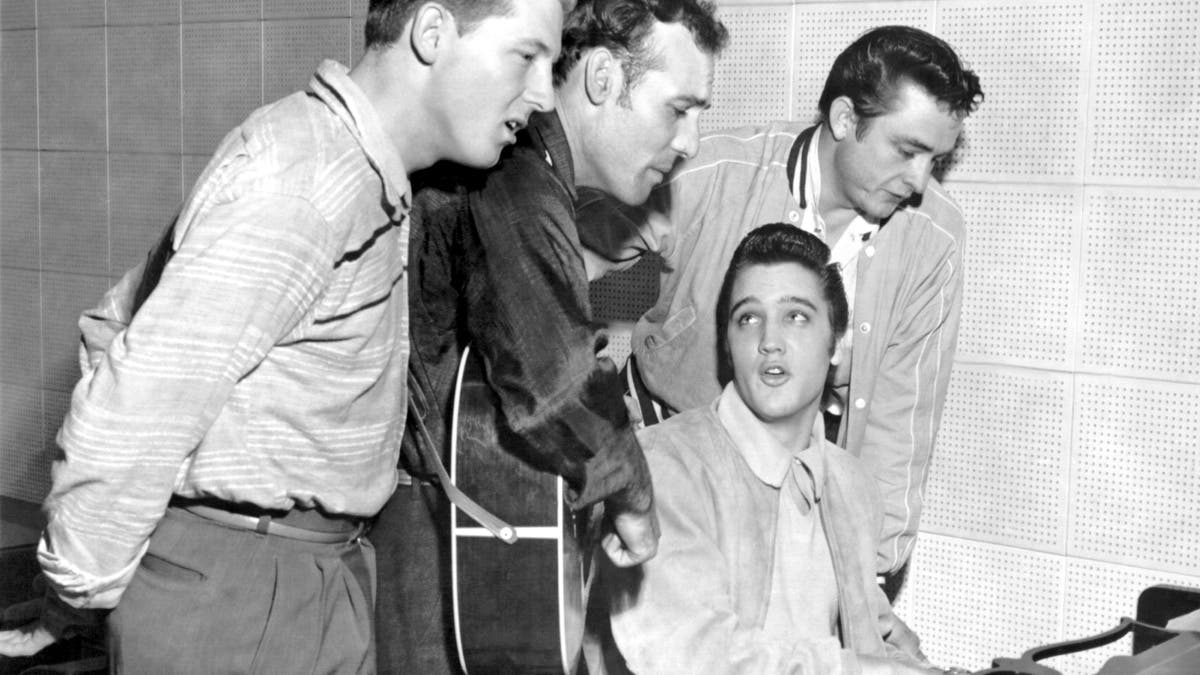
675;94;711;110
781;296;819;312
895;135;935;153
515;37;557;55
730;296;757;315
730;295;821;315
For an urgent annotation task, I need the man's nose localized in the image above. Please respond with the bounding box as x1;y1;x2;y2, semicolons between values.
524;61;555;113
758;325;784;354
903;156;934;194
671;113;702;159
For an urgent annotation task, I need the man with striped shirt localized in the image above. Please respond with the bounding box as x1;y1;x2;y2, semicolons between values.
0;1;567;671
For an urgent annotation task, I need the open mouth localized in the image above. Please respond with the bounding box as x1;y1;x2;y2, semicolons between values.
760;363;789;384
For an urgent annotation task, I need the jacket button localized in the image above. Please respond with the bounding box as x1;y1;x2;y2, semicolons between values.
854;398;866;409
788;211;800;223
865;245;876;258
858;322;871;334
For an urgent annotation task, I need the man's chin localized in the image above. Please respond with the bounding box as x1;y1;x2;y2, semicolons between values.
457;144;507;170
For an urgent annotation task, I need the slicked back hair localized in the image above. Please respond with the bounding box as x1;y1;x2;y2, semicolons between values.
715;224;849;386
817;25;984;139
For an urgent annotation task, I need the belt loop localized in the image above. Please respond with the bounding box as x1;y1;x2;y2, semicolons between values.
256;515;271;535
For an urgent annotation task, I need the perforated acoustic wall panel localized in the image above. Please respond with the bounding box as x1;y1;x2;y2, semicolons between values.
704;5;793;132
109;153;185;277
264;19;353;103
949;181;1081;369
791;2;935;124
938;0;1088;181
895;534;1065;672
1054;561;1200;675
1080;188;1200;383
1088;0;1200;186
109;25;182;154
107;0;179;26
182;21;263;156
0;384;47;503
589;256;663;325
264;0;349;19
0;29;37;149
1070;376;1200;576
0;151;39;269
38;27;107;152
923;365;1070;552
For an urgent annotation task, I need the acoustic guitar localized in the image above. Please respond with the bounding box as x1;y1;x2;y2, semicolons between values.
449;345;590;675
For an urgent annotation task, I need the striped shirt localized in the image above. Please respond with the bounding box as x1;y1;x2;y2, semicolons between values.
39;61;411;610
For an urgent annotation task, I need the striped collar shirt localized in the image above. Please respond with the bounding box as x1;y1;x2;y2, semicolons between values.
41;60;410;609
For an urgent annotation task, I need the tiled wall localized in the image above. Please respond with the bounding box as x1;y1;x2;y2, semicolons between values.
0;0;368;501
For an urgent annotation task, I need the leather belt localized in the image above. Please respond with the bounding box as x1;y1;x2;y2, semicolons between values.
170;498;365;545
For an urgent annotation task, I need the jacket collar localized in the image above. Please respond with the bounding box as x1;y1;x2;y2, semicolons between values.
524;111;577;201
715;383;825;505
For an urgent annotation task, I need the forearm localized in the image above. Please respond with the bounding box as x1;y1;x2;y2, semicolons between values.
467;178;653;511
471;325;651;510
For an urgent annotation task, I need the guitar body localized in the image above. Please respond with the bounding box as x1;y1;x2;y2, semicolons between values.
450;347;588;675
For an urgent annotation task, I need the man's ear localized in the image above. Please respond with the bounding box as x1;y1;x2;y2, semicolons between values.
410;2;452;66
583;48;619;105
828;96;858;142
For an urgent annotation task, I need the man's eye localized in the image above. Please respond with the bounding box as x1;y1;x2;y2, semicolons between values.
787;311;809;324
736;313;759;326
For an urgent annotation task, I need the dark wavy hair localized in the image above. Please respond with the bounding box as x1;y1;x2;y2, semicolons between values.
715;224;849;386
553;0;727;97
817;25;984;138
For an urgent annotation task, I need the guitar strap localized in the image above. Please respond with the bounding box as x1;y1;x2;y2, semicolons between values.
406;366;518;544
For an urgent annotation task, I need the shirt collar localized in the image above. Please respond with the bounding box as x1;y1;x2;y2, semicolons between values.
795;127;879;248
716;382;826;499
308;60;411;216
525;111;577;202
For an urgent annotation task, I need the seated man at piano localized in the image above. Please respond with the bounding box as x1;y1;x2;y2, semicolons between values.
598;224;947;675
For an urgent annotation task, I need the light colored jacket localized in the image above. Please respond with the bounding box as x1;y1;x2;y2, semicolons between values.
603;402;913;675
583;122;965;573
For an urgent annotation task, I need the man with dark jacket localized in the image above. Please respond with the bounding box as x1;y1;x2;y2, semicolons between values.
371;1;728;671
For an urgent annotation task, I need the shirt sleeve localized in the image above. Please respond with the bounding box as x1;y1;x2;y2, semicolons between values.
77;263;140;374
855;232;964;574
461;155;651;514
40;191;335;609
606;446;858;675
